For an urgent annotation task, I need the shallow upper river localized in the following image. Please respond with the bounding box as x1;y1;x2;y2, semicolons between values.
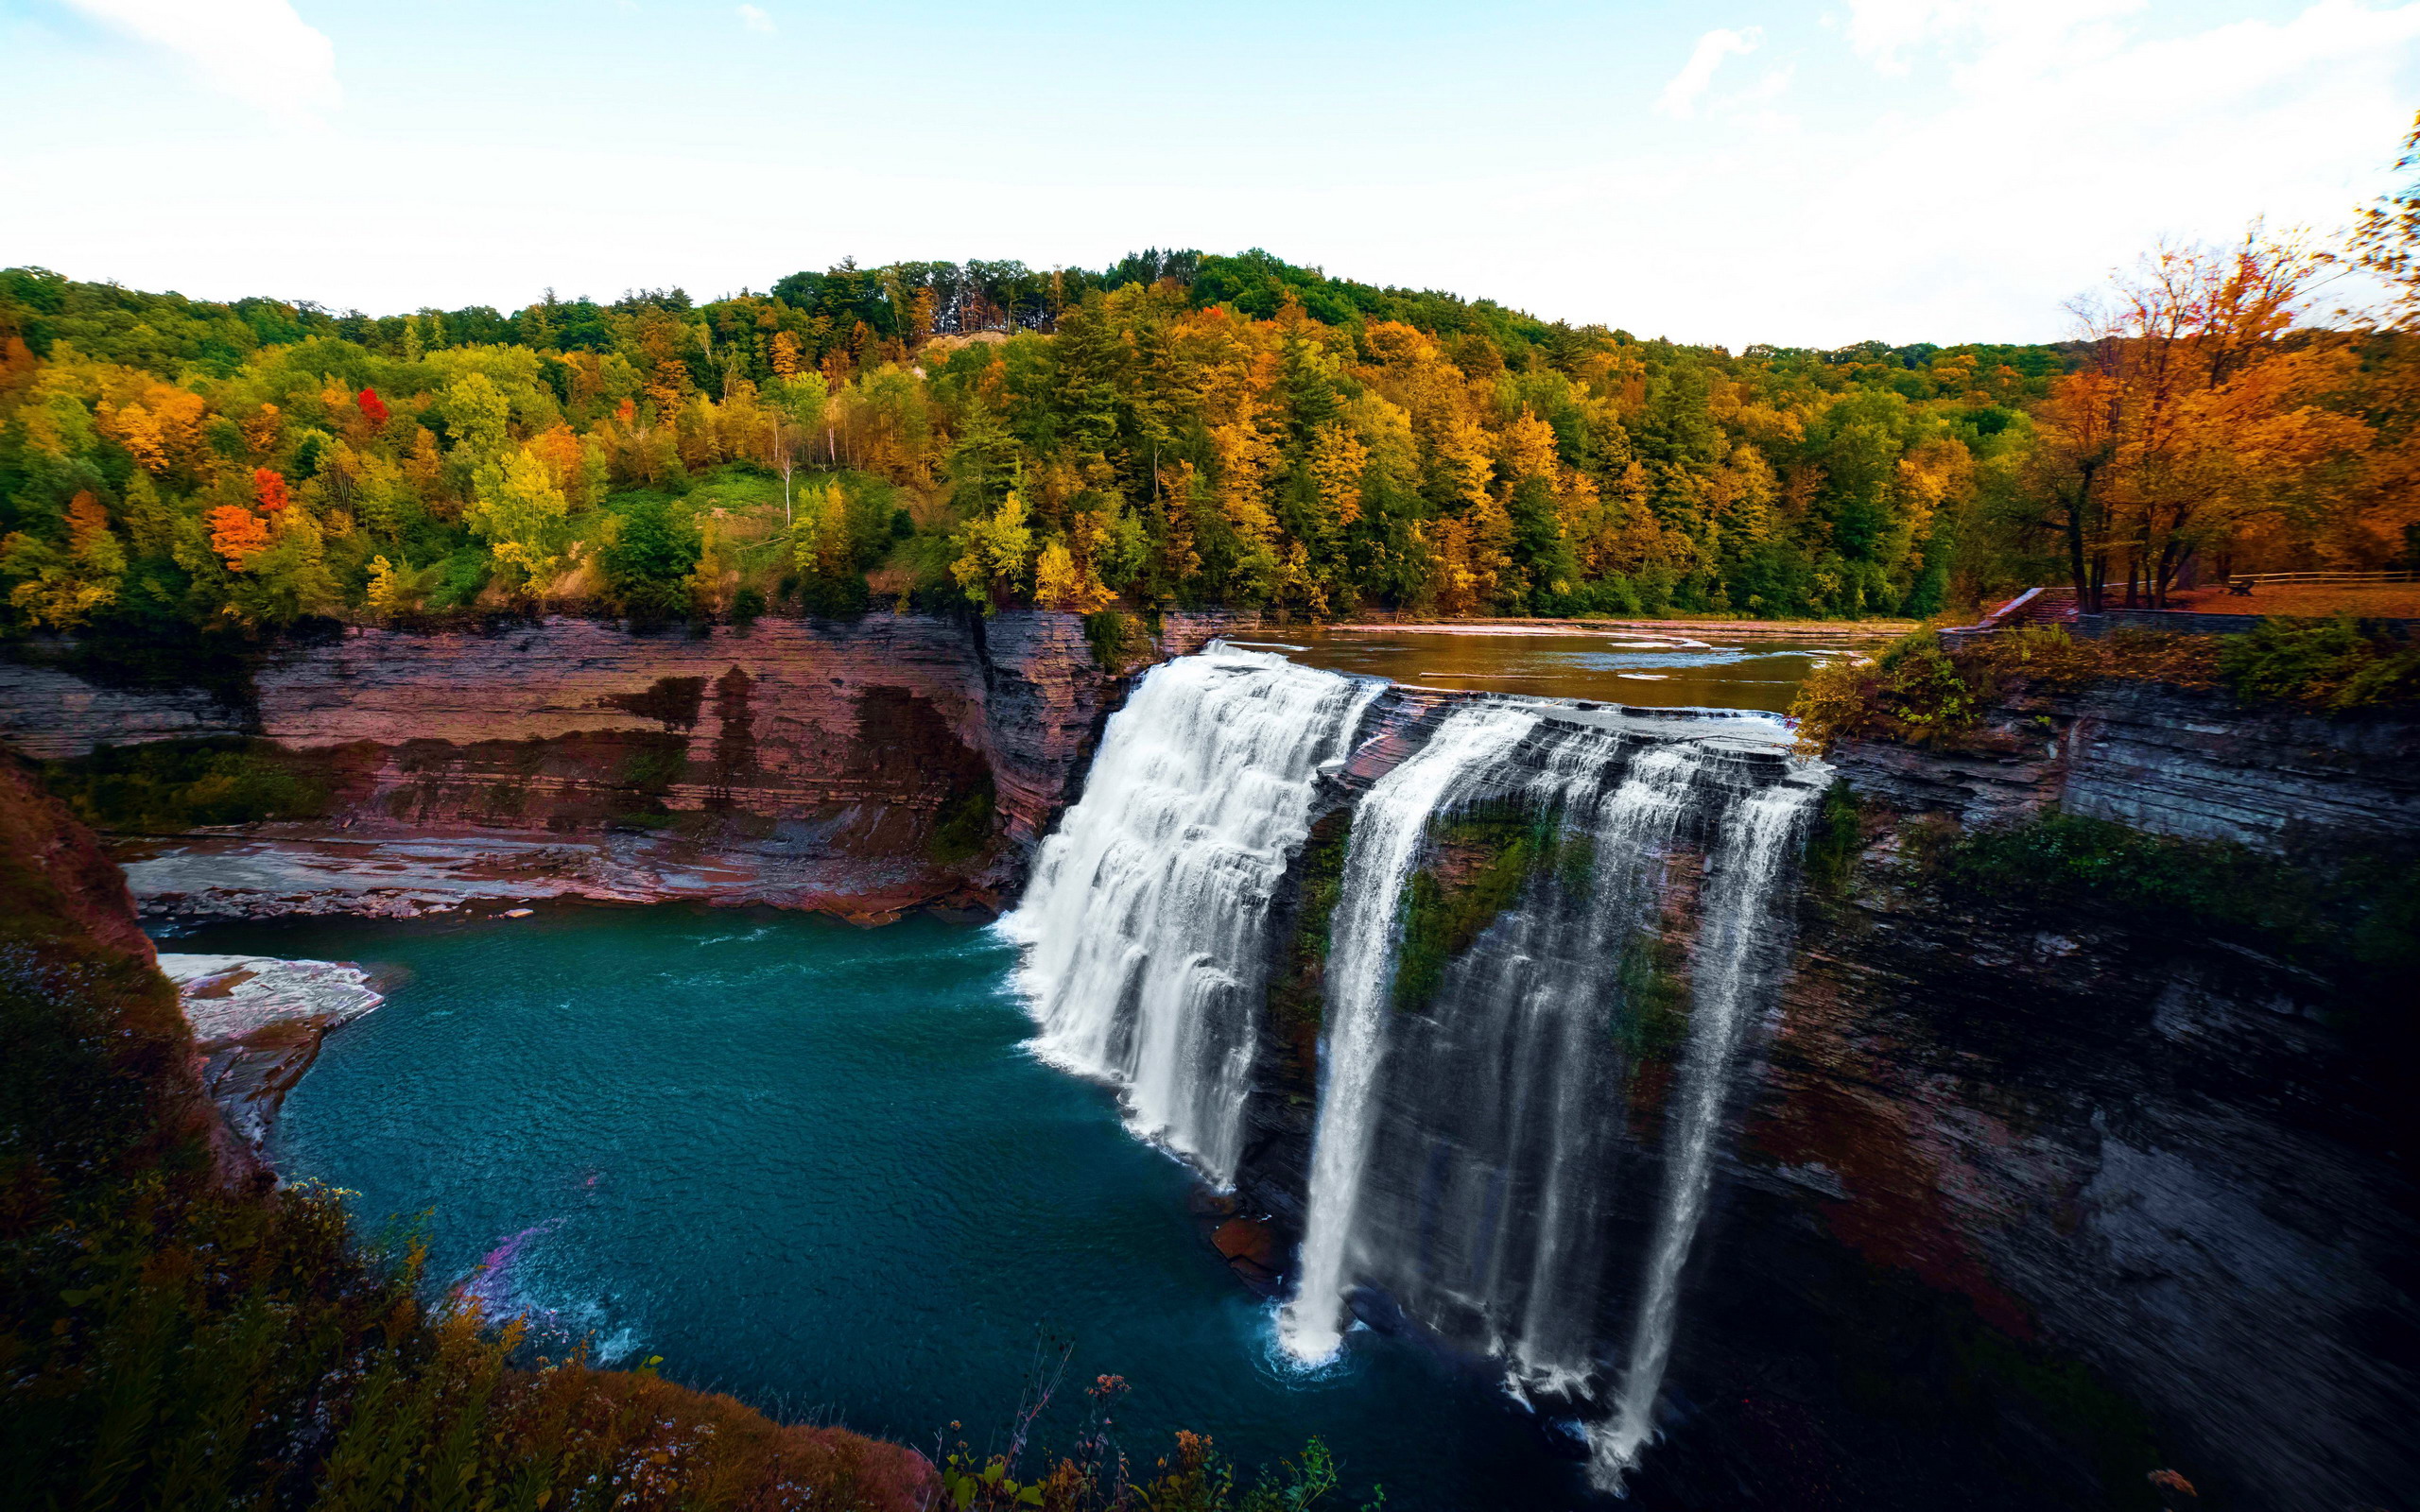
1234;624;1868;713
171;907;1590;1509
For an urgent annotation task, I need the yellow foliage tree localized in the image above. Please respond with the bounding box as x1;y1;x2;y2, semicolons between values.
1033;539;1115;613
951;488;1036;611
465;446;569;588
2;491;124;627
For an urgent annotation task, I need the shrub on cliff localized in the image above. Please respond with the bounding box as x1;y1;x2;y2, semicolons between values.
2217;616;2420;711
1790;628;1985;752
1800;616;2265;749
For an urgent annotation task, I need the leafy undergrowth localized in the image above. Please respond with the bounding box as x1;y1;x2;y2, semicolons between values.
1912;811;2420;1040
1791;618;2420;754
1928;814;2419;963
42;736;334;833
2215;615;2420;710
934;1367;1381;1512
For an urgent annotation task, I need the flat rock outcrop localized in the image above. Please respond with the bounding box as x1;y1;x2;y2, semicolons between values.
161;952;385;1150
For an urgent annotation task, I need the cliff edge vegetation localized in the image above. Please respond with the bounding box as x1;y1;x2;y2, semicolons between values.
1789;617;2420;754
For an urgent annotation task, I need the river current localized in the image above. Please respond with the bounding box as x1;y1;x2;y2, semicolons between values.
168;906;1587;1509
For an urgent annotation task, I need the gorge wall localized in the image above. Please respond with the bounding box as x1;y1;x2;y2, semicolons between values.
1827;676;2420;849
0;610;1244;922
1008;653;2417;1512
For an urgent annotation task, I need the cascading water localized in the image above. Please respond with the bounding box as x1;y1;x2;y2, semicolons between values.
1014;643;1820;1485
1279;701;1545;1363
1277;708;1815;1412
1000;645;1379;1184
1593;778;1817;1486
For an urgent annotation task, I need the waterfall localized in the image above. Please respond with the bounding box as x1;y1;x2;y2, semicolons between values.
1497;741;1701;1385
1278;717;1735;1379
1000;645;1379;1184
1593;779;1817;1486
1013;641;1820;1481
1279;701;1545;1363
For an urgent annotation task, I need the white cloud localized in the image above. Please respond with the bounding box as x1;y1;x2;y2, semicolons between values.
736;5;774;34
1845;0;2140;77
1656;26;1762;119
63;0;337;119
1651;0;2420;343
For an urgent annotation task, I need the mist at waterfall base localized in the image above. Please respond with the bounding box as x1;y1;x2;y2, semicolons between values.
174;907;1588;1509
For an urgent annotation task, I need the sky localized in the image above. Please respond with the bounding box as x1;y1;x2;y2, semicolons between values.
0;0;2415;349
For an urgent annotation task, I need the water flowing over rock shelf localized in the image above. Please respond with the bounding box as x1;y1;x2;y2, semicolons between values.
1005;645;1824;1487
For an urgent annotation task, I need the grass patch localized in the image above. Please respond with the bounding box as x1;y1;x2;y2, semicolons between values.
1611;929;1690;1062
1929;812;2420;1017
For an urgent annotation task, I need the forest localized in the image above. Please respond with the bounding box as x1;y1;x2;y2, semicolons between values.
0;230;2411;643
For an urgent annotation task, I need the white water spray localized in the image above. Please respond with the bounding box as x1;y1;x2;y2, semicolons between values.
1504;742;1701;1383
1001;646;1378;1183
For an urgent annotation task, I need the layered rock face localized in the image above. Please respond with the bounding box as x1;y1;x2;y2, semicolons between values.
1639;840;2419;1512
1831;679;2420;849
5;610;1244;921
1616;695;2418;1509
1206;682;2416;1510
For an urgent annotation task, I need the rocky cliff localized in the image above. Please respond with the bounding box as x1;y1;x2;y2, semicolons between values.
1210;679;2418;1512
1828;678;2420;850
1;610;1245;922
1653;813;2418;1512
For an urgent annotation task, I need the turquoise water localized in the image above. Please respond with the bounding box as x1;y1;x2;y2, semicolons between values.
167;906;1588;1509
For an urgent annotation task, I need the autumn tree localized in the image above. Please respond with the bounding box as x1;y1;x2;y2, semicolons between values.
1;490;123;627
2044;230;2369;608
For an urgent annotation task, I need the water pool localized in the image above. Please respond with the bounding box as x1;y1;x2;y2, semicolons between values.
168;906;1593;1510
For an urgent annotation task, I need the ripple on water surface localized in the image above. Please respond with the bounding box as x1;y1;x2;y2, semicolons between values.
1269;625;1873;713
163;906;1588;1510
